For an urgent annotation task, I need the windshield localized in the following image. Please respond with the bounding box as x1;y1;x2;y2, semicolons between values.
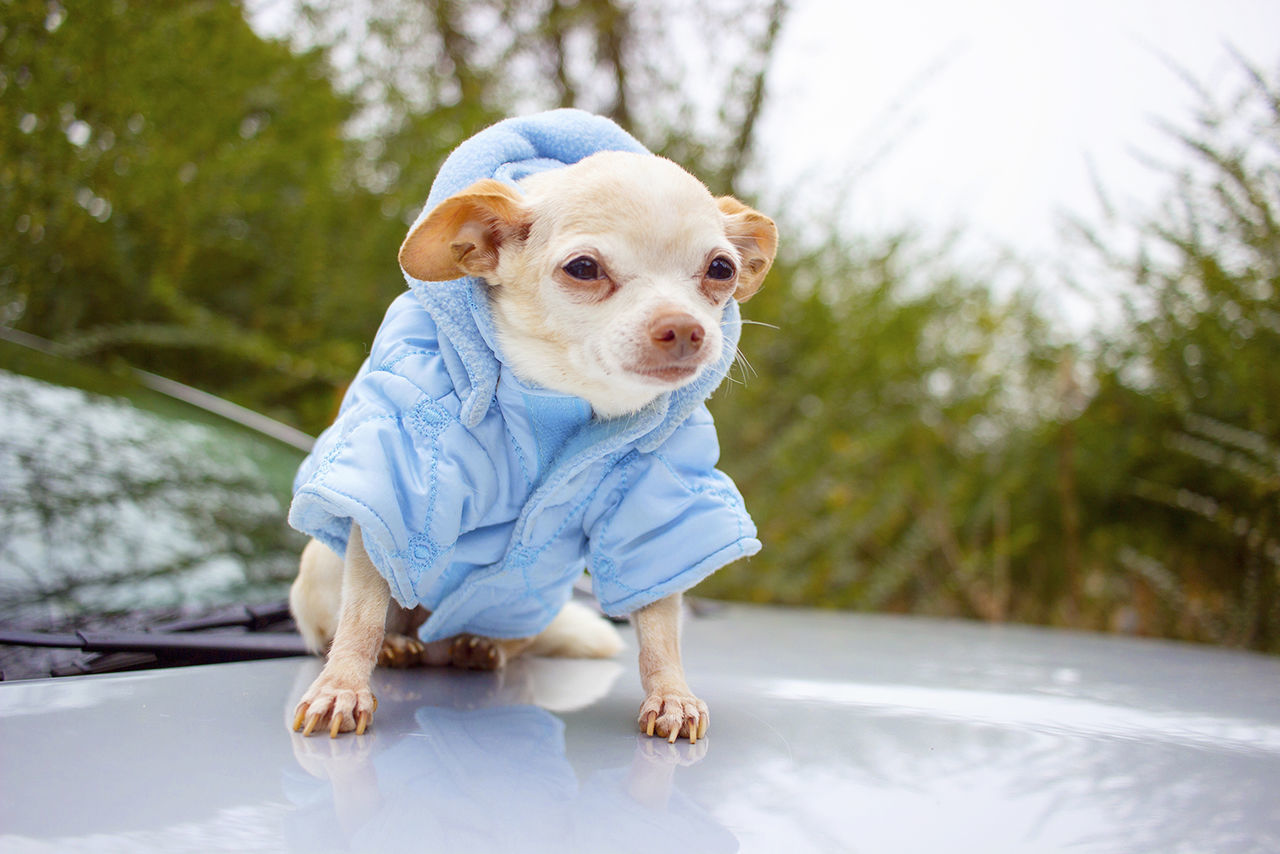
0;340;307;678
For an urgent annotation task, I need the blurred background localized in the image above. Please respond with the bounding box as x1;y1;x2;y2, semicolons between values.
2;0;1278;653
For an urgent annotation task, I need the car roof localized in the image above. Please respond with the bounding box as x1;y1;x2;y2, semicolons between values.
2;602;1278;853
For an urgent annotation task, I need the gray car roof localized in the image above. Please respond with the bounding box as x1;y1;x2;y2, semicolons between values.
2;603;1278;853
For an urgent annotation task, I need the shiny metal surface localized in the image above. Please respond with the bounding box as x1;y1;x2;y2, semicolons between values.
2;604;1278;853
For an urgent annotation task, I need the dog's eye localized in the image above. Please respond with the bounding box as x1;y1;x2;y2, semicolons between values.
563;256;601;281
707;256;736;281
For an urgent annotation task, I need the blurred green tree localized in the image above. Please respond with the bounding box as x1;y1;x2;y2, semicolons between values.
4;0;1277;653
1072;59;1280;649
1;0;397;428
700;230;1070;624
3;0;788;431
702;58;1280;653
269;0;788;195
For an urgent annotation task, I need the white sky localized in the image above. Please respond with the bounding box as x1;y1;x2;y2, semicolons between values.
756;0;1280;273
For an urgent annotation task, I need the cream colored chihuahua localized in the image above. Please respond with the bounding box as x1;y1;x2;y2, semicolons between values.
289;148;776;743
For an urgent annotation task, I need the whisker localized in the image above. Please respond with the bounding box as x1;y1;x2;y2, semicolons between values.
703;354;746;388
704;349;755;389
719;317;779;332
720;370;747;388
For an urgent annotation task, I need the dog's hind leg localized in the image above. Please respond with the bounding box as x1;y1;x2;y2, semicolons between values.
406;600;624;670
526;599;623;659
377;604;431;668
289;538;344;655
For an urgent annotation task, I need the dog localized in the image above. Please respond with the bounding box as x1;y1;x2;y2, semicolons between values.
289;144;776;743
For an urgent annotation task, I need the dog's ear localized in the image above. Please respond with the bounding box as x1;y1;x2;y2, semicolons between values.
717;197;778;302
399;179;530;282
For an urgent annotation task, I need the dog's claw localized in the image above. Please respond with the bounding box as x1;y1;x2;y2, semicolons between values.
638;690;708;742
448;634;505;670
380;634;430;668
292;682;377;738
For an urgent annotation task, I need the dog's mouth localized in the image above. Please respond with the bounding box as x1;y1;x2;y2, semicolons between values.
631;363;703;385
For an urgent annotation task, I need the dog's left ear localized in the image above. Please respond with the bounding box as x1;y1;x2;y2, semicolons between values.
399;179;530;282
717;197;778;302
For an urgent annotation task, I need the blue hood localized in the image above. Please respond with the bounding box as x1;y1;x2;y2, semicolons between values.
289;110;759;641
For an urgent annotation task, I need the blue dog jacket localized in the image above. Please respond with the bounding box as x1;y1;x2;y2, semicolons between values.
289;109;760;642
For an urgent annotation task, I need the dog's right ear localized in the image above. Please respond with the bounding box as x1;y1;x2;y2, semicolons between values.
717;196;778;302
399;179;529;282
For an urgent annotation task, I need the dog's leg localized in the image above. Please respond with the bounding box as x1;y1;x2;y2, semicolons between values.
410;634;534;670
291;538;424;669
416;599;623;669
291;524;387;738
290;538;345;655
634;592;707;743
376;631;427;668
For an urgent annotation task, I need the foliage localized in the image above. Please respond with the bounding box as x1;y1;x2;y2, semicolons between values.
265;0;787;194
2;0;416;429
703;58;1280;652
702;230;1073;624
3;1;1278;651
1071;61;1280;649
2;0;785;431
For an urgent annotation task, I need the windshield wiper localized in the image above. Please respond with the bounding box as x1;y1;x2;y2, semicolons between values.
0;602;307;679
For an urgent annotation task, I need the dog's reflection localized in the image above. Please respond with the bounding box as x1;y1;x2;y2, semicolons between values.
283;657;736;852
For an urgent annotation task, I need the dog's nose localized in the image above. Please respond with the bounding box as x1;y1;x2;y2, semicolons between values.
649;313;705;360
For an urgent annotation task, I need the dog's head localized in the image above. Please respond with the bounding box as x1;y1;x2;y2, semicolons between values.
399;151;777;417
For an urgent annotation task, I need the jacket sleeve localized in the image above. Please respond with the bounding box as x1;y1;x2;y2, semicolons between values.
289;302;500;608
583;406;760;617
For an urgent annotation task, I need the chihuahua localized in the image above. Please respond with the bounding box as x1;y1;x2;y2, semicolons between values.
290;150;777;743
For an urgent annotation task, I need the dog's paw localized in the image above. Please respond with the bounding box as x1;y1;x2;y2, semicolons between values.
449;634;506;670
291;675;378;739
377;633;426;668
638;688;709;744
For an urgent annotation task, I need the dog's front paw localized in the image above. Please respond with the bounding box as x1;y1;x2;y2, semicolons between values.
291;673;377;738
638;687;708;744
